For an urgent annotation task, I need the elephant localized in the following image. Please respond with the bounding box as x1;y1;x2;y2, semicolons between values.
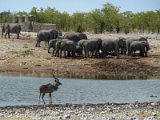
1;23;21;39
78;38;102;57
118;37;127;54
55;39;76;57
101;37;126;59
35;29;58;47
125;37;148;55
63;32;87;42
75;45;83;57
130;41;150;57
48;39;61;56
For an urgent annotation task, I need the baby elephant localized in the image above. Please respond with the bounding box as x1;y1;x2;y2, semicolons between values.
38;77;62;104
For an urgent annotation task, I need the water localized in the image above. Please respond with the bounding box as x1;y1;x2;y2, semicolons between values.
0;75;160;106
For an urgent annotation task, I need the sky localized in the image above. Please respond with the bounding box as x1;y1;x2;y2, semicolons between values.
0;0;159;14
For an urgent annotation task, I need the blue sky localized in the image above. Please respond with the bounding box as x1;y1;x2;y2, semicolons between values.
0;0;159;14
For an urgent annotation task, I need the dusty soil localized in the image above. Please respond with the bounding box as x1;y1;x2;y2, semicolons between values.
0;32;160;79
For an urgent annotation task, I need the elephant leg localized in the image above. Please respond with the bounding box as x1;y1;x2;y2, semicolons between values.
84;50;87;58
48;47;51;53
53;48;55;56
140;49;145;57
67;51;71;57
48;41;50;46
63;51;65;57
94;50;98;57
35;43;38;47
72;51;75;57
134;51;136;56
1;32;3;38
115;48;119;59
36;42;41;47
131;50;134;56
55;49;59;57
8;33;10;39
85;49;89;58
52;49;55;57
5;33;7;39
17;33;19;39
60;50;62;57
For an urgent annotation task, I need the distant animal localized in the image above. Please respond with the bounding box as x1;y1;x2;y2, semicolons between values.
1;23;21;39
130;41;150;57
78;38;102;57
38;76;62;104
125;37;148;55
118;37;127;54
35;29;58;47
48;39;61;56
55;39;77;57
63;32;87;42
101;37;126;59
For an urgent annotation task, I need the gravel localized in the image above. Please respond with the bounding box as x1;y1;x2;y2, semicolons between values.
0;102;160;120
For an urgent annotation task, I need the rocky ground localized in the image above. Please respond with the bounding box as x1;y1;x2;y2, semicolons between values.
0;102;160;120
0;32;160;120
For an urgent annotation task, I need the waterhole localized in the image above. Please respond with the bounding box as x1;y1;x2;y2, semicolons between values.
0;75;159;106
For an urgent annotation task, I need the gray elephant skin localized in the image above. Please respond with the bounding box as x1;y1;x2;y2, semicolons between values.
101;38;126;59
48;39;61;56
35;29;58;47
63;32;87;42
130;41;150;57
118;37;127;54
75;45;83;57
1;23;21;39
55;39;76;57
125;37;148;55
78;38;102;57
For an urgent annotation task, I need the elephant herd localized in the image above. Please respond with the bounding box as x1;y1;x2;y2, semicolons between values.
1;24;150;58
36;30;150;58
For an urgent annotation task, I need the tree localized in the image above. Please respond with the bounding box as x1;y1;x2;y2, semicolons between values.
102;3;120;32
1;2;160;33
86;9;105;33
56;12;71;31
71;12;86;32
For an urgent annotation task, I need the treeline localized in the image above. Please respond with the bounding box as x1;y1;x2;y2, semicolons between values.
1;3;160;33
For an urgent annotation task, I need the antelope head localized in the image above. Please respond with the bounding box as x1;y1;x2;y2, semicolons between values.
53;75;62;86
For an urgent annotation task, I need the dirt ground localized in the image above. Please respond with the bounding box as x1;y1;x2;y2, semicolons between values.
0;32;160;79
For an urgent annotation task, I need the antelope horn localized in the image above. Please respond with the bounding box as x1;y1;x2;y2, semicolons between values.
53;74;59;81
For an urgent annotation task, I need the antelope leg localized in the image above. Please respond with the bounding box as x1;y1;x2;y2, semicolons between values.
42;93;45;104
38;93;41;104
49;93;52;104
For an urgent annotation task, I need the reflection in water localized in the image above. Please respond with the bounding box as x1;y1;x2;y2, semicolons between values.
0;75;160;106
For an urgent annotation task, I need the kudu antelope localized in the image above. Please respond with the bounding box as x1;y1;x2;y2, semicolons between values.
38;77;62;104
